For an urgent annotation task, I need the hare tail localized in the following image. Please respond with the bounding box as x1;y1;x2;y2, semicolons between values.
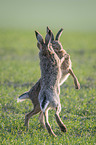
17;92;29;103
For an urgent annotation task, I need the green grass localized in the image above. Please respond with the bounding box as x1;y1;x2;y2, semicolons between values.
0;29;96;145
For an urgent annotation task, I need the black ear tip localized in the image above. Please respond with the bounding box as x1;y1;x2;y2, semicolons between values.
47;26;49;30
61;28;64;31
48;29;52;36
47;26;50;33
35;31;38;37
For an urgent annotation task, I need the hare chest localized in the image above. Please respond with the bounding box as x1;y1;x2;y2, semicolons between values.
60;57;72;86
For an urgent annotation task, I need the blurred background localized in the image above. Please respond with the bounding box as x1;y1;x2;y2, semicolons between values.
0;0;96;32
0;1;96;144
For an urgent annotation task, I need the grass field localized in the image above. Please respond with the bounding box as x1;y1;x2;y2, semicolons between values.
0;28;96;144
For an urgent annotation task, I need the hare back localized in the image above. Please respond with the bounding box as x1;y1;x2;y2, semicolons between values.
39;49;61;87
39;46;60;68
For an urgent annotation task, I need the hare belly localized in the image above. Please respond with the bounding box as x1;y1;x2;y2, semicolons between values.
60;73;70;86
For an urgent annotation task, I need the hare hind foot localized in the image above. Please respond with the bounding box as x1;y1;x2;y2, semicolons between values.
55;113;67;132
44;110;57;137
45;122;57;137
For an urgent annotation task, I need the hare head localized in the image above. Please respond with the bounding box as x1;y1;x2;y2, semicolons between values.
36;27;66;57
35;29;52;52
47;27;67;58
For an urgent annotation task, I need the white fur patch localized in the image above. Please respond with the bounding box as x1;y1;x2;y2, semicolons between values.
17;98;25;103
41;100;49;112
60;74;70;86
17;92;29;103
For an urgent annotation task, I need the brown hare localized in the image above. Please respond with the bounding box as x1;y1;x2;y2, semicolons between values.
17;27;80;130
35;29;68;136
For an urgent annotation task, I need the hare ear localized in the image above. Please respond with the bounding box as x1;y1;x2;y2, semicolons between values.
35;31;44;45
45;29;52;45
55;28;63;41
47;26;54;42
37;42;42;50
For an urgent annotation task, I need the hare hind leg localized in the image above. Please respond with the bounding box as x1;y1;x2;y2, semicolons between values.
55;106;67;132
39;111;45;128
24;105;41;129
44;109;56;137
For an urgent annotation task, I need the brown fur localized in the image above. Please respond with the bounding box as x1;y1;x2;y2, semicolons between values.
17;27;80;131
36;29;67;136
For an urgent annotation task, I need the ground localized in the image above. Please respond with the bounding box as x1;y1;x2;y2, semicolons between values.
0;29;96;144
